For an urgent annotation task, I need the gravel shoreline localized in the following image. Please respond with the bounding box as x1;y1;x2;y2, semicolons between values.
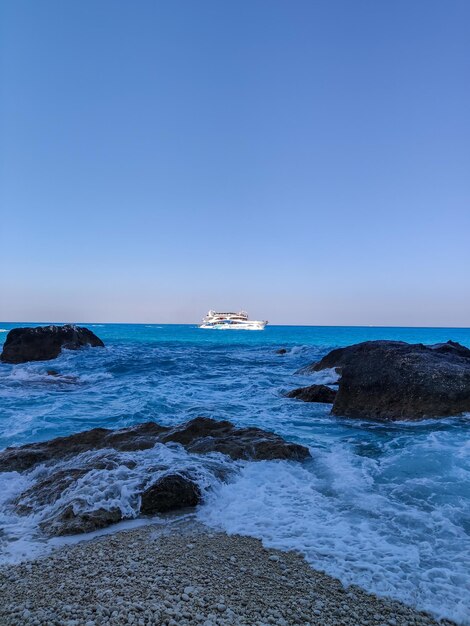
0;520;455;626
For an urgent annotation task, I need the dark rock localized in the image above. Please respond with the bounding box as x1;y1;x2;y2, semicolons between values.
0;417;310;473
276;348;288;355
140;474;201;514
305;340;470;420
0;324;104;364
105;421;168;452
40;505;122;536
159;417;310;461
286;384;336;403
428;340;470;358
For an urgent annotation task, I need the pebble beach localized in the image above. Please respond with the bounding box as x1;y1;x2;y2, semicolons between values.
0;521;456;626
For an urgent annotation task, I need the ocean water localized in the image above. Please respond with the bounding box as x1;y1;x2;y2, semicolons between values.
0;323;469;624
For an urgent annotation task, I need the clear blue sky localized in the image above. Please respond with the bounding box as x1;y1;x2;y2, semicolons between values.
1;0;469;326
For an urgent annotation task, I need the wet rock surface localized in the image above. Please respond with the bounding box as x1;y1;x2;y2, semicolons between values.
303;340;470;420
41;505;122;536
0;324;104;364
140;474;201;514
0;416;310;473
158;417;310;462
286;384;336;403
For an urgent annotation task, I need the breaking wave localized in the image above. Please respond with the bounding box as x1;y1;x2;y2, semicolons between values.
0;443;233;563
199;432;470;624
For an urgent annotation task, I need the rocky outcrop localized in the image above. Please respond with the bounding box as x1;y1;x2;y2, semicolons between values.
140;474;201;514
158;417;310;462
0;417;310;474
303;340;470;420
0;325;104;364
2;417;310;536
286;384;336;403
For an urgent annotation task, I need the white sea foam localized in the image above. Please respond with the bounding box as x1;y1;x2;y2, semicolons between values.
0;443;232;564
0;471;40;562
198;442;470;625
4;365;112;386
307;367;341;385
75;372;113;383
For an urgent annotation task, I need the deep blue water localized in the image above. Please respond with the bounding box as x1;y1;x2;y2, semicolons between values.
1;323;469;623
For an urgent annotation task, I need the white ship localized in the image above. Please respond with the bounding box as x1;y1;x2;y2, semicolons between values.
199;310;268;330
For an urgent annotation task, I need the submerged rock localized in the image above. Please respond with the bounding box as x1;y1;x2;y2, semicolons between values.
140;474;201;514
44;370;79;384
303;340;470;420
286;384;336;403
14;468;89;515
40;505;122;536
276;348;288;355
0;324;104;364
0;417;310;473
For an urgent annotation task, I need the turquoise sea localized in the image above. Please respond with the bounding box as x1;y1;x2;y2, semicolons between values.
1;323;469;624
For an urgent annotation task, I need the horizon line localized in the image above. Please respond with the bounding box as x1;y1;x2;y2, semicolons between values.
1;321;469;330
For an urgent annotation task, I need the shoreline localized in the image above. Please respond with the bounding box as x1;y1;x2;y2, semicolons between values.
0;520;456;626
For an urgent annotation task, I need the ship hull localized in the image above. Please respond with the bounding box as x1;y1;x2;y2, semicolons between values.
199;321;267;330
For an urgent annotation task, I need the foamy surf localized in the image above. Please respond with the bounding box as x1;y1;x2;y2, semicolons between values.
0;442;233;564
198;439;470;625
